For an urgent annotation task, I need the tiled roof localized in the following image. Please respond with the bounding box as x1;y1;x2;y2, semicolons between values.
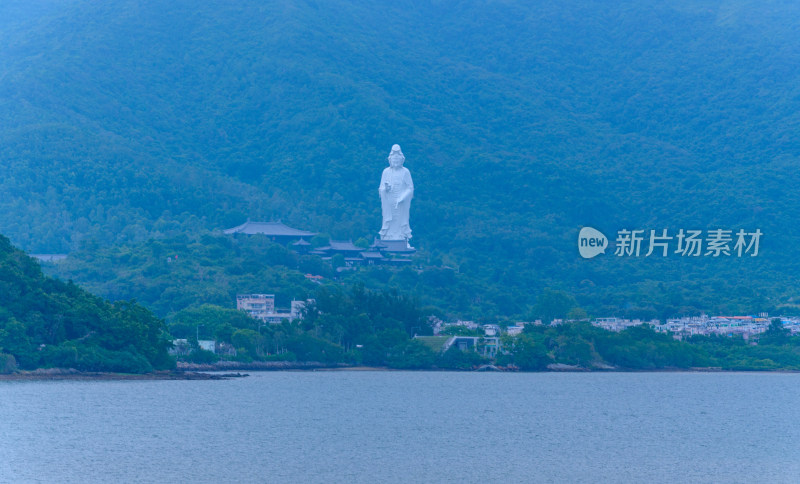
330;240;363;251
317;240;363;252
223;221;316;237
360;251;384;259
370;238;416;253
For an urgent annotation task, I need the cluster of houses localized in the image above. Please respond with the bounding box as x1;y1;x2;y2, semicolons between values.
592;315;800;340
416;314;800;357
435;314;800;343
432;319;528;337
223;220;415;268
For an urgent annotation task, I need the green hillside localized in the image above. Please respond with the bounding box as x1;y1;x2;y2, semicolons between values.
0;235;173;372
2;0;800;316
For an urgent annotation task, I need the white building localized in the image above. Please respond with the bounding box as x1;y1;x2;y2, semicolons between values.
237;294;310;324
198;340;216;353
237;294;275;320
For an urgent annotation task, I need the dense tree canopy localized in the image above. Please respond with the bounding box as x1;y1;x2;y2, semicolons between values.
0;235;173;372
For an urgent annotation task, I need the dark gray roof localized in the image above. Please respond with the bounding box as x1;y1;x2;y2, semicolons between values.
317;240;363;252
371;238;416;253
223;221;316;237
360;251;384;259
330;240;363;251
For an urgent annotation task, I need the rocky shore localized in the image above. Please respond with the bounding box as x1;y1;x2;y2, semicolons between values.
0;368;248;381
176;361;351;371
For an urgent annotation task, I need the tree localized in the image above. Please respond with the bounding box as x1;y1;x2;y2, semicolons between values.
437;346;486;370
0;353;16;374
387;340;435;369
553;335;594;367
170;304;257;343
531;288;576;324
503;334;552;370
231;329;264;357
760;318;790;346
567;307;588;321
331;254;346;270
310;235;330;249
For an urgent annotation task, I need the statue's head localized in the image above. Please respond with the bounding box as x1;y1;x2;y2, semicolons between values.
388;144;405;168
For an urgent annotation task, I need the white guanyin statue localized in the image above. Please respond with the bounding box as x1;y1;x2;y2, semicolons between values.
378;144;414;242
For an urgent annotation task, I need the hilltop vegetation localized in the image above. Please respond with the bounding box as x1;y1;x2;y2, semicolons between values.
50;231;542;320
0;235;173;373
51;232;322;317
2;0;800;316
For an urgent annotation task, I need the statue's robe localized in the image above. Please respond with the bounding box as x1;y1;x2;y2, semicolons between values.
379;166;414;240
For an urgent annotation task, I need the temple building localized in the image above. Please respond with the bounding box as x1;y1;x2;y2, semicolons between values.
291;238;312;254
310;240;363;257
310;238;415;267
223;221;415;267
224;220;316;242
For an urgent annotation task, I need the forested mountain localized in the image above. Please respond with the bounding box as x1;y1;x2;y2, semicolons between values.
2;0;800;316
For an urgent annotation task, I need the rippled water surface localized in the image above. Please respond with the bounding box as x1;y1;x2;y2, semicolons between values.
2;371;800;483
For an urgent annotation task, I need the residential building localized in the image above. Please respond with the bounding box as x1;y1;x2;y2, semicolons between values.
442;336;501;358
237;294;310;324
237;294;275;319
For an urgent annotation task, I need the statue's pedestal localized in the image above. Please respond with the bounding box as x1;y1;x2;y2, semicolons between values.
371;238;416;253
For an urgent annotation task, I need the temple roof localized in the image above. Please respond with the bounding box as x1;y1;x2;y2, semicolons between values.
360;251;384;259
370;238;416;253
316;240;363;252
223;221;316;237
292;239;311;246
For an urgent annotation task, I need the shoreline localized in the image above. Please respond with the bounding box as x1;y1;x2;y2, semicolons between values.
2;365;798;381
0;369;248;381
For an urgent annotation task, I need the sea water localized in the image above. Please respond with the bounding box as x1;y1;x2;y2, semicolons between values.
2;371;799;483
